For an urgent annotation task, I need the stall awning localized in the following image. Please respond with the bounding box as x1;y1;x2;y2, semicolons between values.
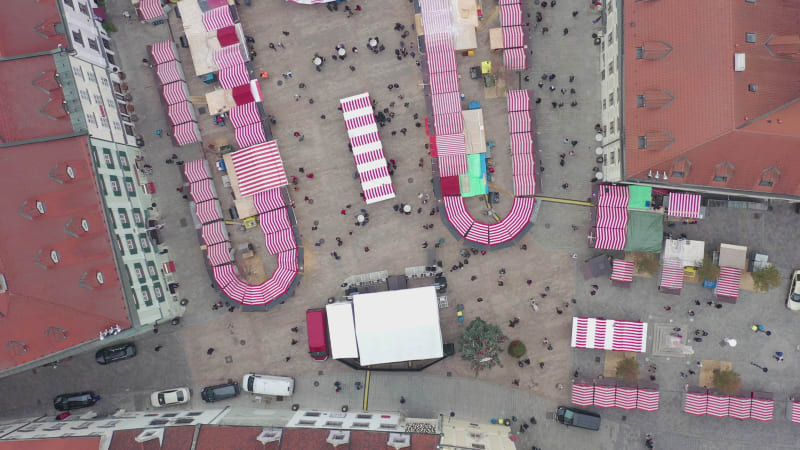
201;221;229;246
668;192;701;218
190;178;217;203
234;122;267;149
729;394;751;420
572;381;660;412
487;197;533;244
750;394;774;422
502;26;525;48
230;140;288;197
431;92;462;116
433;112;464;136
512;152;535;175
513;173;536;196
156;60;183;85
214;44;245;70
596;205;628;228
684;389;708;416
435;134;467;156
511;132;534;154
438;154;468;177
138;0;164;21
277;248;298;272
229;102;262;128
610;259;634;282
706;392;730;418
219;64;250;89
659;258;684;291
443;195;475;236
429;71;460;95
194;199;222;224
508;111;531;133
265;228;297;255
167;101;195;126
184;159;211;183
595;227;627;251
465;221;489;245
202;6;234;32
715;266;741;299
425;33;457;74
791;398;800;424
151;40;177;64
598;185;630;207
571;383;594;407
571;317;648;353
252;187;287;213
593;384;616;408
499;4;523;26
258;208;292;234
206;242;232;267
216;26;239;47
162;81;189;105
232;84;255;106
173;122;200;146
507;89;530;112
503;47;527;71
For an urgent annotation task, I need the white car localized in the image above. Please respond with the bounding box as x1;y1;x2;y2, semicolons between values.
150;388;190;407
787;270;800;311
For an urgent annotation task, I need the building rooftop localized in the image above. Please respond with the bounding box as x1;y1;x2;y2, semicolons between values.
0;55;76;144
0;135;129;370
623;0;800;195
0;437;101;450
0;0;67;58
109;426;195;450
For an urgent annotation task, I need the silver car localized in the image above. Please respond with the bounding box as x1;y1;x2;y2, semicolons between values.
150;388;190;407
787;270;800;311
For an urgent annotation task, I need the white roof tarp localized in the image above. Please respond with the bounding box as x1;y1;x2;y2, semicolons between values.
326;302;359;359
663;239;705;268
352;286;443;366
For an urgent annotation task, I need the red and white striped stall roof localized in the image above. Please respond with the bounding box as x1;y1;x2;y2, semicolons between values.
214;44;246;70
513;174;536;196
184;159;211;183
156;60;183;85
684;390;708;416
498;0;520;4
206;242;232;267
434;112;464;136
253;187;287;213
791;399;800;424
438;154;468;177
659;258;684;291
512;152;535;175
435;133;467;156
201;221;229;246
425;33;457;74
219;64;250;89
259;208;291;234
728;395;751;420
162;81;189;105
637;388;660;412
195;199;222;224
593;384;616;408
422;9;452;35
190;178;217;203
202;6;235;32
465;220;490;246
706;392;730;418
511;132;534;154
420;0;450;12
502;26;525;48
230;140;288;197
364;184;396;204
167;101;195;126
488;197;534;245
596;205;628;229
173;122;200;146
234;122;267;149
443;196;475;236
597;185;630;207
507;89;530;112
571;384;594;407
715;266;741;299
138;0;164;21
668;192;702;218
265;229;297;255
151;40;176;64
509;111;532;133
429;71;460;95
277;248;299;272
229;102;262;128
610;259;634;282
503;48;527;71
432;92;462;116
571;317;648;353
594;227;627;251
615;385;638;410
750;395;774;422
500;3;523;26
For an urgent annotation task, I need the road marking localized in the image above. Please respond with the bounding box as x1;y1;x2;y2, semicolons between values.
363;370;371;411
533;195;594;207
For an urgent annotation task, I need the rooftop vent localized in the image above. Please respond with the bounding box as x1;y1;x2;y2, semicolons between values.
635;41;673;60
0;274;6;294
134;429;163;444
734;53;746;71
256;428;282;445
326;430;350;446
387;433;411;449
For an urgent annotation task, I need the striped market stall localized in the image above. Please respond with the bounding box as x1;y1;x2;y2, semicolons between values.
571;317;648;353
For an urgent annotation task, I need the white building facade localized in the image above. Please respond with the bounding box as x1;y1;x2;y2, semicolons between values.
599;0;623;182
60;0;117;69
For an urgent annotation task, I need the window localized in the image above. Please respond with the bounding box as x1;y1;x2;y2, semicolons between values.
601;69;605;81
132;208;144;226
602;99;607;110
78;2;90;15
87;112;98;127
125;234;137;254
100;117;110;129
64;0;74;7
94;94;103;104
130;288;138;307
102;38;112;51
609;120;615;135
87;71;96;82
112;81;122;94
638;136;647;149
608;60;614;75
118;209;130;228
139;233;151;252
713;175;728;182
607;0;613;13
118;152;130;171
609;92;615;105
113;121;122;131
91;146;100;166
109;175;122;196
748;84;758;92
100;76;110;87
88;39;99;51
141;286;153;306
106;53;116;65
635;47;644;59
116;236;124;255
124;124;135;136
124;177;136;196
97;174;106;195
610;151;615;164
107;209;115;227
153;283;166;302
72;66;84;80
745;0;756;3
107;98;116;109
146;261;159;280
745;33;757;43
79;89;90;102
672;170;684;178
102;148;115;169
72;30;83;46
134;263;146;283
608;31;614;45
759;167;780;187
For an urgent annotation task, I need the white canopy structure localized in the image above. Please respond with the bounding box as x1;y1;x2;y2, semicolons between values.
352;286;444;366
326;302;359;359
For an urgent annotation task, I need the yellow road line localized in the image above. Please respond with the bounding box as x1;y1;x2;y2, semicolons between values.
533;195;594;207
362;370;371;411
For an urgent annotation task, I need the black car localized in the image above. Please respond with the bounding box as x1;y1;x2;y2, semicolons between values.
95;342;136;365
555;406;601;431
201;381;240;402
54;392;98;411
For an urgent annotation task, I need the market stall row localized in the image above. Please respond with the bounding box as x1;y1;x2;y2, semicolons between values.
570;317;648;353
572;378;659;411
497;0;528;71
685;387;773;421
148;40;200;146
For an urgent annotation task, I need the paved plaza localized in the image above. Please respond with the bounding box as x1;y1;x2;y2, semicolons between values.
2;0;800;449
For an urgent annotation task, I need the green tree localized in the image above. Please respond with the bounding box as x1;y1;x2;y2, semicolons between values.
508;340;526;358
458;318;506;374
615;357;640;382
712;369;741;395
697;256;720;282
102;21;116;33
751;265;782;292
634;253;659;275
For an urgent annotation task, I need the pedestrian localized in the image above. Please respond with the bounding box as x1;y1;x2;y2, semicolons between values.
269;43;276;51
664;305;672;311
563;28;569;35
561;183;569;190
572;10;578;17
364;246;370;252
285;356;291;362
539;360;545;369
400;396;406;404
291;326;299;333
154;345;163;352
688;310;695;316
207;348;215;355
775;351;784;362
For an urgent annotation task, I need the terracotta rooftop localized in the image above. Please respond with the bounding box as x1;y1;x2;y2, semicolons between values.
0;437;101;450
622;0;800;196
0;0;67;58
0;136;129;370
0;55;75;144
108;426;196;450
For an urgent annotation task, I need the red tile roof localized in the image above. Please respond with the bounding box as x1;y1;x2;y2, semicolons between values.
195;425;271;450
0;0;67;58
0;56;75;144
623;0;800;195
280;428;332;450
108;426;195;450
0;136;129;370
0;437;101;450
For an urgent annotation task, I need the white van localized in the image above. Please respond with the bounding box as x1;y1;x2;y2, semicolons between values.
242;374;294;396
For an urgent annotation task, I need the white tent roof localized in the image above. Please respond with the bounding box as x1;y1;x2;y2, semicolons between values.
663;239;705;268
326;302;359;359
352;286;443;366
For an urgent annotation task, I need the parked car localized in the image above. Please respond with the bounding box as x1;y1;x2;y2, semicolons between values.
200;381;240;402
306;309;329;361
54;392;99;411
242;374;294;396
95;342;136;365
787;269;800;311
150;387;191;407
555;406;601;431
